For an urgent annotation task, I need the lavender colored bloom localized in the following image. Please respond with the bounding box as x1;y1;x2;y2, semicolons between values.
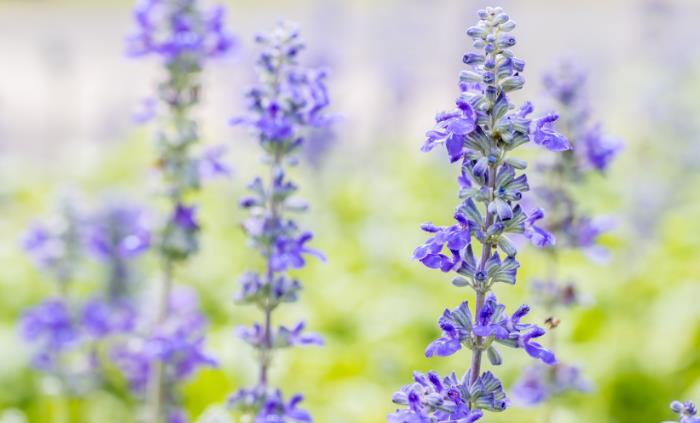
425;302;472;358
236;321;323;350
113;287;215;394
413;213;471;272
425;295;556;365
664;401;700;423
532;114;571;152
162;203;201;259
579;125;623;172
421;102;477;162
235;272;302;306
127;0;235;63
199;144;232;179
20;299;78;370
21;200;85;283
511;59;623;410
81;298;137;339
173;203;199;231
168;409;188;423
125;3;233;418
229;387;312;423
133;97;158;124
389;370;497;422
88;204;151;261
391;8;564;420
512;363;592;406
270;232;326;273
230;22;333;421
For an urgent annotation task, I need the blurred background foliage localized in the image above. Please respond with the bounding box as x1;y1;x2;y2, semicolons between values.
1;0;700;422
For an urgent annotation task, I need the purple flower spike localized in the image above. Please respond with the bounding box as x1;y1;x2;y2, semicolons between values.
230;21;333;421
392;8;567;419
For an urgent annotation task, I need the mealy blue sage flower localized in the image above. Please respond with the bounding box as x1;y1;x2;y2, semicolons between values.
229;21;333;422
512;60;622;411
19;197;86;375
533;60;622;253
112;287;216;396
22;198;85;286
664;401;700;423
125;0;235;421
20;299;78;371
389;7;569;421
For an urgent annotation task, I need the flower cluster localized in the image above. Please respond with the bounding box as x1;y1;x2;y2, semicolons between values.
20;299;78;371
534;60;622;253
112;287;216;397
512;362;592;406
125;0;234;420
127;0;234;64
390;7;569;421
229;22;333;421
22;198;85;284
19;200;151;386
664;401;700;423
511;61;623;409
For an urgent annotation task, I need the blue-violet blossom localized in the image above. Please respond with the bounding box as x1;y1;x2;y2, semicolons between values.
389;8;568;421
229;21;333;422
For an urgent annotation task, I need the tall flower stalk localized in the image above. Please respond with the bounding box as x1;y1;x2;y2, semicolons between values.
388;7;571;421
228;22;332;421
125;0;234;421
511;61;622;415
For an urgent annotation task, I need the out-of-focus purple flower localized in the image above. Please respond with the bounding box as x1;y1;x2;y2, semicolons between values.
531;113;571;152
512;363;593;406
22;224;61;270
20;299;78;370
167;408;188;423
88;204;151;261
542;62;587;107
173;203;199;231
524;208;556;248
236;321;323;350
231;22;333;421
133;97;158;124
235;272;301;306
127;0;235;63
21;202;85;282
270;232;325;273
229;386;313;422
231;22;333;150
575;216;615;262
113;287;215;394
199;144;232;179
579;125;623;172
81;298;137;339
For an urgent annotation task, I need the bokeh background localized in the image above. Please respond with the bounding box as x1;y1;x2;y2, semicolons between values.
1;0;700;422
